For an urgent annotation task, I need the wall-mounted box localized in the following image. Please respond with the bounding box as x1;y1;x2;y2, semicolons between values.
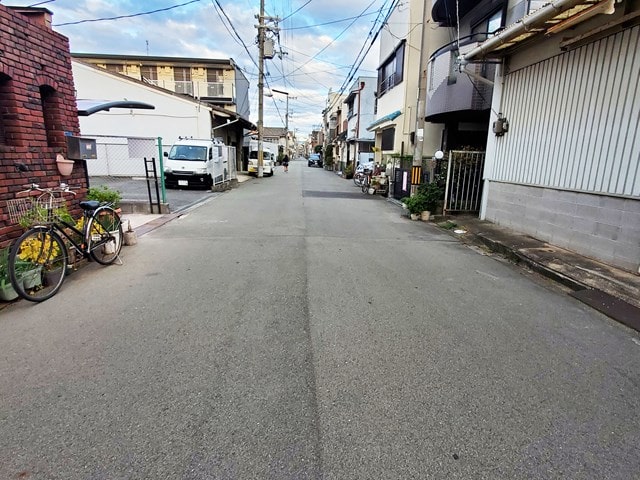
66;136;97;160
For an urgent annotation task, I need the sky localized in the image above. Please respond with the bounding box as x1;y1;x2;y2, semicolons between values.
2;0;393;138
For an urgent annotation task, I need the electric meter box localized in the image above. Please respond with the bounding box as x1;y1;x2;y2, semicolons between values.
66;136;97;160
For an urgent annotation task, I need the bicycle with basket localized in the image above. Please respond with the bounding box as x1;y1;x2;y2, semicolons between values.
6;176;123;302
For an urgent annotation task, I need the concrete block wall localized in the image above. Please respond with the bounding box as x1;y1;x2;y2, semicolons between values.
485;181;640;273
0;5;82;247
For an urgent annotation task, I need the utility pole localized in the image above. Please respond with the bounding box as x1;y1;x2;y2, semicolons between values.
354;81;365;167
256;5;279;177
411;0;429;194
256;0;266;177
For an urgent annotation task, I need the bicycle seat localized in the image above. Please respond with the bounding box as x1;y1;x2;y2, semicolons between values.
80;200;101;211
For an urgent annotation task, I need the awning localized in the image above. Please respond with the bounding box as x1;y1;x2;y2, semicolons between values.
366;110;401;132
76;99;155;116
462;0;616;62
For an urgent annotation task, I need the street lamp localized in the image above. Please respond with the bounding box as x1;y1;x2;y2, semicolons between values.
267;88;294;158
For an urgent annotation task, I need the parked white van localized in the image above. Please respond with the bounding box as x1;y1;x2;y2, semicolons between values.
247;140;277;176
164;138;230;188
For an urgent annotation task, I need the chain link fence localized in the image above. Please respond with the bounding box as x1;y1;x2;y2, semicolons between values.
82;135;238;212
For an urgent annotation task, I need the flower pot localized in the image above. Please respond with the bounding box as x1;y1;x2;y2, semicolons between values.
43;268;63;287
56;154;74;177
0;282;19;301
410;213;420;221
420;210;431;222
20;266;43;289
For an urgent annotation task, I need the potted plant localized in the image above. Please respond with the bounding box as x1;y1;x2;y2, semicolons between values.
87;185;122;209
401;194;428;220
416;182;444;220
0;247;19;301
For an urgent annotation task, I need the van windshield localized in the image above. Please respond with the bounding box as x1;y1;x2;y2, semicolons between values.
168;145;207;161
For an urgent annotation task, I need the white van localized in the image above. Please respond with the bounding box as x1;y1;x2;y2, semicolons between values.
164;138;229;188
247;140;277;176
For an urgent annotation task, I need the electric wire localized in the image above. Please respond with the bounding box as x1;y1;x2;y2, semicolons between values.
54;0;202;26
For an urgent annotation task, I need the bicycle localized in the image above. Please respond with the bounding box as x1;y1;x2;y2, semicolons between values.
6;182;123;302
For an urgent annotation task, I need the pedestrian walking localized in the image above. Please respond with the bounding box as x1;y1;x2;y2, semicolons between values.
282;154;289;173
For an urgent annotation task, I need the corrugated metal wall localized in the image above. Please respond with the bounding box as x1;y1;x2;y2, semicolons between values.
493;25;640;197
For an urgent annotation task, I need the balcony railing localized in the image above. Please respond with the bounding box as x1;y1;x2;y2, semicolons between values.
426;35;495;120
143;79;235;102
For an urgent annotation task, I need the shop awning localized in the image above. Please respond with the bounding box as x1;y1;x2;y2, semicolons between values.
366;110;401;132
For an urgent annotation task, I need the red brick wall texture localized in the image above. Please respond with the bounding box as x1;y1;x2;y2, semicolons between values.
0;6;85;246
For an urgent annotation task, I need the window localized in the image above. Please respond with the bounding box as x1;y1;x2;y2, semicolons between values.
381;127;395;151
471;9;504;41
105;63;126;74
140;66;158;83
174;67;192;95
377;41;405;97
207;69;224;96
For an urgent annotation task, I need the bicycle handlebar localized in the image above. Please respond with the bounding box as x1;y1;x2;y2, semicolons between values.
17;183;78;197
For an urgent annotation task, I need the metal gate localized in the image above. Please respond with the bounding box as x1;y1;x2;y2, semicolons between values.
393;169;411;200
443;150;485;214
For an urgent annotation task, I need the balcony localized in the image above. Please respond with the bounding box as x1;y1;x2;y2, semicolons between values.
146;80;235;103
425;34;494;122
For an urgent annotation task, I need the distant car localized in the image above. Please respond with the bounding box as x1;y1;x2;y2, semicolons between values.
308;153;323;168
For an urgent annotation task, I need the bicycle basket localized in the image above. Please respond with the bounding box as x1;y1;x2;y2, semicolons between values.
6;197;66;226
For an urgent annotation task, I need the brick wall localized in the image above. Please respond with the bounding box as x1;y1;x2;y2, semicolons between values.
0;6;84;247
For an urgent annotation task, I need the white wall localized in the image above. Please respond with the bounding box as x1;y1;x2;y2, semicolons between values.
73;61;213;149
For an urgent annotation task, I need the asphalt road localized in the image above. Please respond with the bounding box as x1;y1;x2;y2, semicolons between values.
1;158;639;479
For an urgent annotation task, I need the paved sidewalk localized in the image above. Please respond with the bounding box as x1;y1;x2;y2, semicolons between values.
436;215;640;331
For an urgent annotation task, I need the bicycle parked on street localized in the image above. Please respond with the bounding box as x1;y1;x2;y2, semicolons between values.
6;178;123;302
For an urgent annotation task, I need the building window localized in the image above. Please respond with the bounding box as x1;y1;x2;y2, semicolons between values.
471;9;504;41
377;41;405;97
39;85;63;148
105;63;126;74
140;66;158;84
207;68;224;96
381;127;394;151
174;67;192;95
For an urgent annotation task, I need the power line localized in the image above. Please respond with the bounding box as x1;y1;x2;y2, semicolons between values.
280;0;312;22
283;11;380;30
54;0;202;26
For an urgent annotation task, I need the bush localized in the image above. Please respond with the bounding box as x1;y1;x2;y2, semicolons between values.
401;194;428;215
416;181;444;213
87;185;122;208
343;163;354;179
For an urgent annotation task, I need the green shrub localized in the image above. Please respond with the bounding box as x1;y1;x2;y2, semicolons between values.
343;163;354;179
87;185;122;207
416;181;444;213
401;194;428;215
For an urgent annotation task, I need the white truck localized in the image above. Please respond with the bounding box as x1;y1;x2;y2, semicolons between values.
247;140;278;176
163;137;231;188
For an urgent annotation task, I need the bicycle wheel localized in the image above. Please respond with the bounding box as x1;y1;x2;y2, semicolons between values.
87;207;123;265
354;173;363;186
9;227;68;302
